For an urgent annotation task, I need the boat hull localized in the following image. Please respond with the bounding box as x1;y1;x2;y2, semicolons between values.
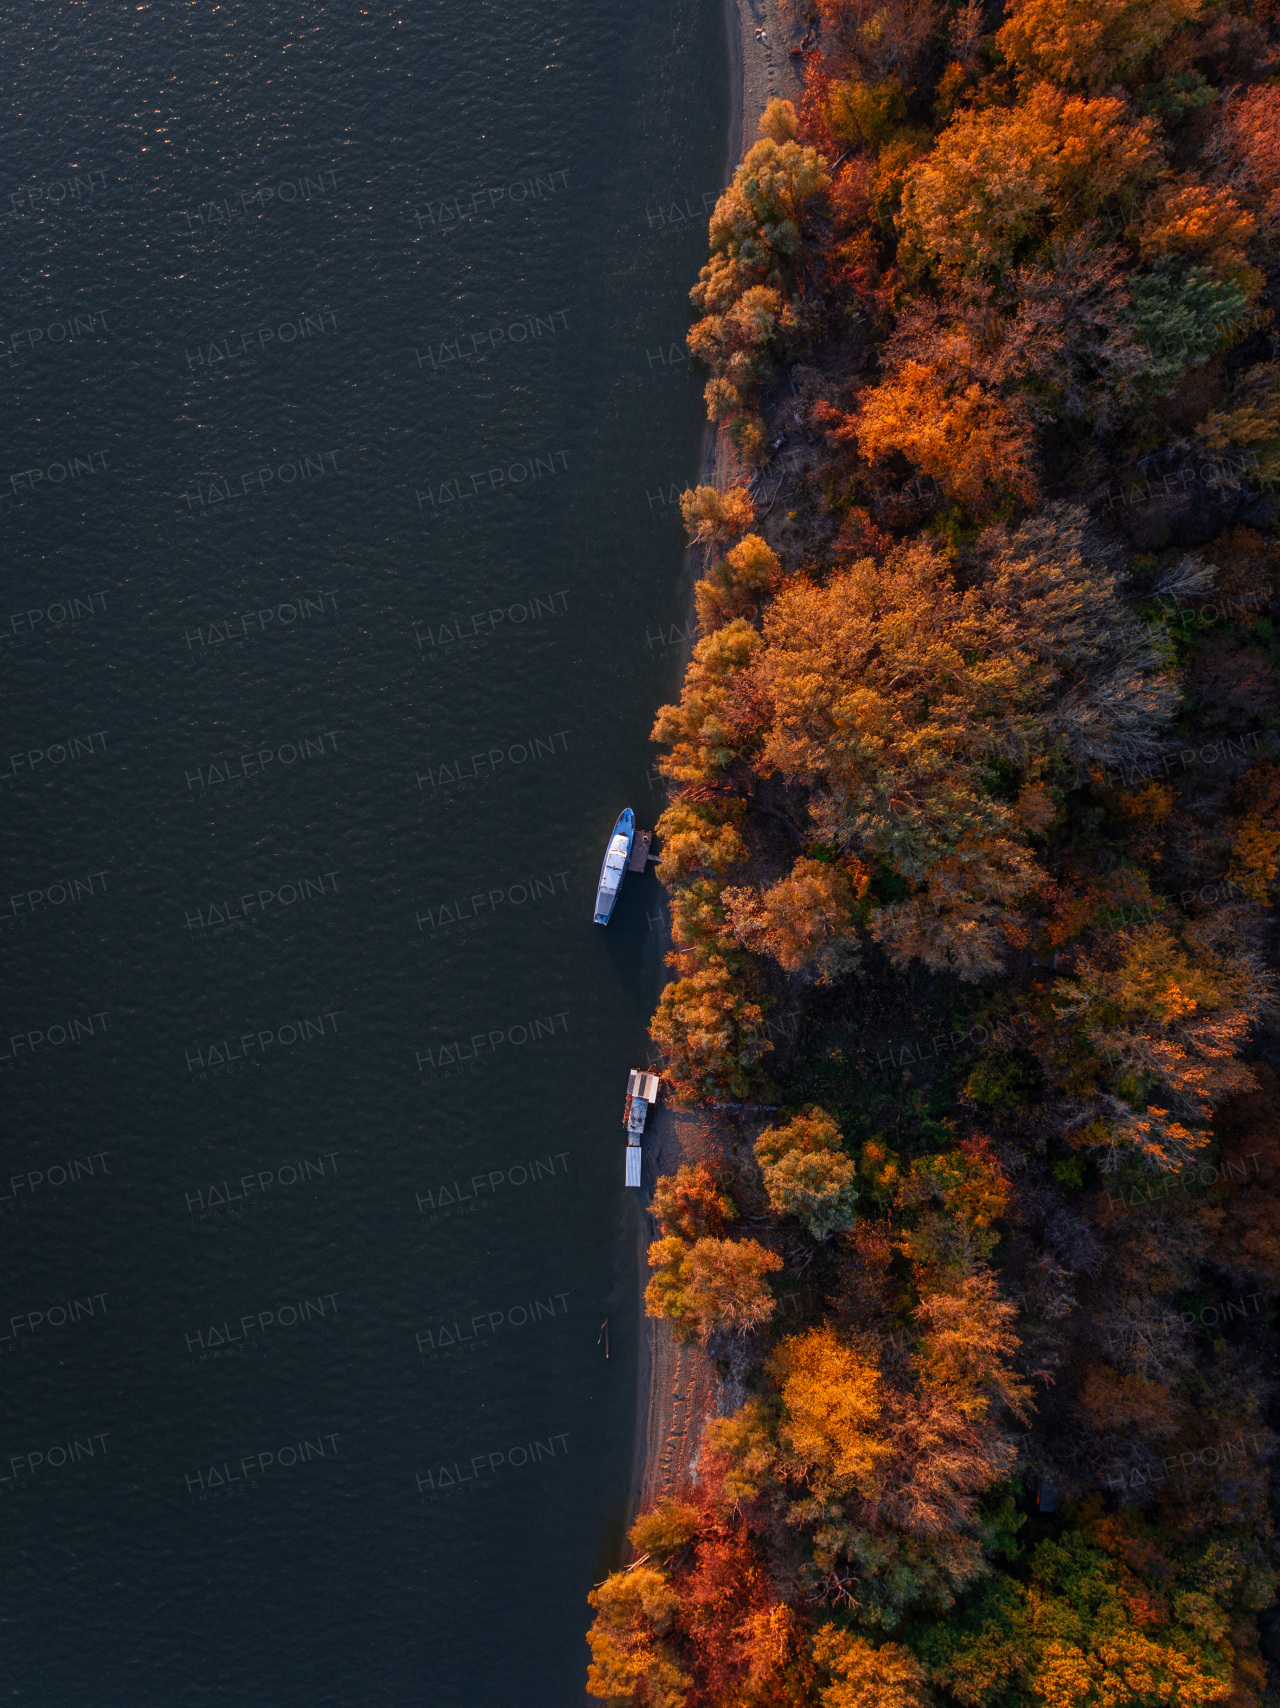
593;808;635;924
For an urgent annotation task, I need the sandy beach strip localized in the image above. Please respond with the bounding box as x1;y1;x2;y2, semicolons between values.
627;1109;722;1520
729;0;804;164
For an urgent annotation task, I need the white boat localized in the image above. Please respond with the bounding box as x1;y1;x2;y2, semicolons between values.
593;808;635;925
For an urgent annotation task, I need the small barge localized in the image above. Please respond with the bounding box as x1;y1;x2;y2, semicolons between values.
623;1068;660;1188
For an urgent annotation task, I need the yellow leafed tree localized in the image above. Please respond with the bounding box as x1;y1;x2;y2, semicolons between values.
996;0;1204;91
770;1325;889;1496
585;1567;690;1707
812;1628;932;1708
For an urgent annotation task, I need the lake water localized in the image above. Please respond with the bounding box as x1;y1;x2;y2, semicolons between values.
0;3;725;1700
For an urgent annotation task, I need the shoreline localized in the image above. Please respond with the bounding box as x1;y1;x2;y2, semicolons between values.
600;6;1280;1690
702;0;802;493
624;0;804;1535
725;0;745;190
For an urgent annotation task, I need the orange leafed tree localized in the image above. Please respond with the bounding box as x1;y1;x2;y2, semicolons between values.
914;1271;1033;1426
585;1567;689;1707
854;359;1041;511
770;1325;889;1496
696;533;780;634
652;799;746;884
652;1160;739;1240
651;620;762;788
1052;917;1274;1170
723;857;868;983
646;1233;783;1341
700;506;1180;979
812;1628;932;1708
739;539;1043;976
649;957;772;1103
1136;180;1256;275
898;85;1161;275
1229;764;1280;904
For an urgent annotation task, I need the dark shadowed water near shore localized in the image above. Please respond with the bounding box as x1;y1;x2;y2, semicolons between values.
0;3;725;1701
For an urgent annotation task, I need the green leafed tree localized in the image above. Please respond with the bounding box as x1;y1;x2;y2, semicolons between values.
755;1107;860;1238
918;1531;1235;1708
1128;259;1252;394
691;128;830;318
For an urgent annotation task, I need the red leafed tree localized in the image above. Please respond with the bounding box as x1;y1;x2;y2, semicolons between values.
1214;82;1280;227
682;1525;813;1705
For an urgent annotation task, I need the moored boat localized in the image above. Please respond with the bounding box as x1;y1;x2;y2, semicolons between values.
624;1068;660;1188
624;1068;660;1135
593;808;634;924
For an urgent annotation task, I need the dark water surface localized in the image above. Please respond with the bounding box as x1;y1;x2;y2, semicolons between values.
1;4;725;1700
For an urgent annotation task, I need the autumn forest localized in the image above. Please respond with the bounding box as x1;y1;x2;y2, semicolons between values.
588;0;1280;1703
